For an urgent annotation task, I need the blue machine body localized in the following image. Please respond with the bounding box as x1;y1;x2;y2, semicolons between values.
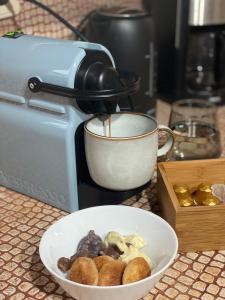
0;34;114;212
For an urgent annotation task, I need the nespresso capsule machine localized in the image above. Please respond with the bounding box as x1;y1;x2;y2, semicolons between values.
0;32;143;212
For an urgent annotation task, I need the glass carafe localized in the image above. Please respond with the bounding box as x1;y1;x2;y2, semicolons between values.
168;99;221;160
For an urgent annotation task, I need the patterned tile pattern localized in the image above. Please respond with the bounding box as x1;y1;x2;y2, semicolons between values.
0;0;141;39
0;184;225;300
0;102;225;299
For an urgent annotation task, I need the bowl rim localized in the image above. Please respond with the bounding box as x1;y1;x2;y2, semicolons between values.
39;205;178;290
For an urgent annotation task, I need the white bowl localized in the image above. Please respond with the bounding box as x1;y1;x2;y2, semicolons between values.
39;205;178;300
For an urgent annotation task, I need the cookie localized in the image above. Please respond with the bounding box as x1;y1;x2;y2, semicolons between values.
98;260;126;286
93;255;114;271
122;257;151;284
69;257;98;285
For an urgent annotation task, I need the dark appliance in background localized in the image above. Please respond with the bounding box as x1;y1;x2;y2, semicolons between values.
143;0;225;104
81;7;157;115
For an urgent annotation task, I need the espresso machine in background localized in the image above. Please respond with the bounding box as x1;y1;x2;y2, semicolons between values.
0;33;143;212
143;0;225;104
82;7;157;115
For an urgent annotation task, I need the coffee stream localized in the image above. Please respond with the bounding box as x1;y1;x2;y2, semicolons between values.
108;115;112;137
102;115;112;137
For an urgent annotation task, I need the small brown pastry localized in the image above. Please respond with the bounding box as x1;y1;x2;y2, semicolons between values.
69;257;98;285
93;255;114;271
122;257;151;285
98;260;126;286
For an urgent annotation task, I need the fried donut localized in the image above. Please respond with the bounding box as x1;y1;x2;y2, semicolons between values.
69;257;98;285
98;260;126;286
122;257;151;284
93;255;114;271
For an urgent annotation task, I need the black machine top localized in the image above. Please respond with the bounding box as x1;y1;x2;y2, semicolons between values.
28;49;140;114
95;7;149;19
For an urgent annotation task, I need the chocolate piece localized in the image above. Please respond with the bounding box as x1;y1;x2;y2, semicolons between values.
57;257;71;272
76;230;105;258
110;244;124;255
99;244;124;259
57;230;105;271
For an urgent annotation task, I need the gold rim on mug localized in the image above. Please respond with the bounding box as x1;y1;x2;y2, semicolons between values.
84;112;159;141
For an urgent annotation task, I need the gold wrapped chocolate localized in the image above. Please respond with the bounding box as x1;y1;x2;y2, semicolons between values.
173;184;189;198
179;196;195;207
173;182;222;207
196;183;212;205
196;183;221;206
202;196;221;206
173;184;195;207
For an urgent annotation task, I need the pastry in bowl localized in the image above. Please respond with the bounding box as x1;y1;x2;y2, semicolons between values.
69;257;98;285
98;260;126;286
39;205;178;300
57;229;152;286
93;255;114;271
122;257;151;284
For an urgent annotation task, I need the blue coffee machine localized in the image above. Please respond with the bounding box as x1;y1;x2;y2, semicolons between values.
0;32;144;212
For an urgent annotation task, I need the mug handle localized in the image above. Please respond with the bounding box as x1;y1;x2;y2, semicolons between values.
157;125;174;157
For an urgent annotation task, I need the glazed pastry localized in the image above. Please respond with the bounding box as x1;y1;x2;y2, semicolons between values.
98;260;126;286
69;257;98;285
122;257;151;284
93;255;114;271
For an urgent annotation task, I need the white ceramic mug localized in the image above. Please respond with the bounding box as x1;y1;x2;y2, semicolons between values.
84;112;174;191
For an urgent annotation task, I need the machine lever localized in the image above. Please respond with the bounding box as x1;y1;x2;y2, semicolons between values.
28;77;79;98
28;76;140;101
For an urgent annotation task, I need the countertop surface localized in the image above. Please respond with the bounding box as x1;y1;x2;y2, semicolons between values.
1;101;225;300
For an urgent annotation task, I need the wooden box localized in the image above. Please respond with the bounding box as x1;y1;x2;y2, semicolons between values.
157;158;225;252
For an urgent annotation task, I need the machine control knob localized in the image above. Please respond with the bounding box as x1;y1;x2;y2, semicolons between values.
28;77;41;92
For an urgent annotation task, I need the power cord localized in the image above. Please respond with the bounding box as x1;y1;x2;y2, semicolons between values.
25;0;88;42
0;0;21;29
76;9;97;32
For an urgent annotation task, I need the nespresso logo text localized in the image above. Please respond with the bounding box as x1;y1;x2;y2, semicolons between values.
0;170;66;205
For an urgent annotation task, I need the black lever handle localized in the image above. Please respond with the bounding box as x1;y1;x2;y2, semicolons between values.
28;75;140;101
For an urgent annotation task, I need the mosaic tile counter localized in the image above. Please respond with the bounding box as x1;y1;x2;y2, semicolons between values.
1;101;225;300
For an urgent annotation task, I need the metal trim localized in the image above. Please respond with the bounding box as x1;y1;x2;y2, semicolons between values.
189;0;225;26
